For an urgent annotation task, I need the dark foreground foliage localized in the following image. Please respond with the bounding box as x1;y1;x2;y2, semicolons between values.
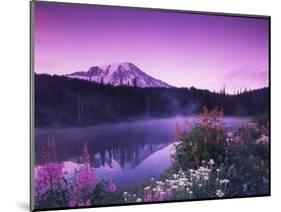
172;107;269;197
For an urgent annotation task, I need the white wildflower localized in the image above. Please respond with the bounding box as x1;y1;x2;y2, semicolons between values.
216;189;224;197
157;181;164;186
219;179;230;184
208;159;215;165
156;186;162;192
256;135;269;144
223;179;230;184
123;191;128;198
144;186;151;191
179;182;185;187
136;198;142;202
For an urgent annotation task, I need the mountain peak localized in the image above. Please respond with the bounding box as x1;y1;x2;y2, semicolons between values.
66;62;172;88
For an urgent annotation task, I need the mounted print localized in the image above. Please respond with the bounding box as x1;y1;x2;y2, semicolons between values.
30;1;270;211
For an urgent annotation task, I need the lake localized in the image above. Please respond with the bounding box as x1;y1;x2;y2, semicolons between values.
35;116;253;189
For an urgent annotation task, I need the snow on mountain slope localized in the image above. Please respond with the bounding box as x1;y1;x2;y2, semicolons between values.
66;62;172;88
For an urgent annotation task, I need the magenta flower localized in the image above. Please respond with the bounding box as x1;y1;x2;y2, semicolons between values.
160;190;173;200
69;198;91;207
69;143;96;207
144;191;173;202
75;166;96;193
35;162;64;201
234;135;243;144
144;194;152;202
107;181;117;193
70;165;96;206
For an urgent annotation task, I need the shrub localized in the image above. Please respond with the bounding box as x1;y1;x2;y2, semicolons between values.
35;138;69;208
69;144;97;207
172;107;269;197
225;126;269;196
173;106;227;169
35;142;108;208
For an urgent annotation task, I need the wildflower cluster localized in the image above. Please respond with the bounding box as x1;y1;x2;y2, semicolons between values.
123;159;230;203
34;142;112;209
35;162;66;204
35;137;68;207
256;135;269;144
225;125;269;195
173;107;269;197
173;107;227;169
69;143;96;207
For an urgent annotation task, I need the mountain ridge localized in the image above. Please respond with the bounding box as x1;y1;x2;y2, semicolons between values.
65;62;172;88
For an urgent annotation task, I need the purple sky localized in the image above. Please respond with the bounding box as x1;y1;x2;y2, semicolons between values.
34;2;269;93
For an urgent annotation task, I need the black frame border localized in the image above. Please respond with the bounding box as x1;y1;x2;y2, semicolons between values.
30;1;271;211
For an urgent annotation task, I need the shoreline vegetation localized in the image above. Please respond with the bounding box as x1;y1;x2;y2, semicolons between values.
34;107;269;209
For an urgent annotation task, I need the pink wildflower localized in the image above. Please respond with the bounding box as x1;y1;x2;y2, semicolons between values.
161;190;173;200
70;166;96;206
144;193;155;202
69;198;91;207
144;190;173;202
35;162;64;201
234;135;243;144
70;143;96;207
107;181;117;193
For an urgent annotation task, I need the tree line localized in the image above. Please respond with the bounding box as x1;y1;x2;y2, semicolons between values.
35;74;269;127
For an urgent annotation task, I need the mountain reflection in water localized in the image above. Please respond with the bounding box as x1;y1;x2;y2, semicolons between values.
35;116;252;188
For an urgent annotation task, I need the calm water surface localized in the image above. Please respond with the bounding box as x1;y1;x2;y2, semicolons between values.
35;116;252;188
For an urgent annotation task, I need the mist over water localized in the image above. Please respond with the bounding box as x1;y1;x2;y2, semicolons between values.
35;116;253;188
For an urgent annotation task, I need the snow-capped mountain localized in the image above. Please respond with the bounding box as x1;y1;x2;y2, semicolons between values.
92;143;170;170
66;62;172;88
